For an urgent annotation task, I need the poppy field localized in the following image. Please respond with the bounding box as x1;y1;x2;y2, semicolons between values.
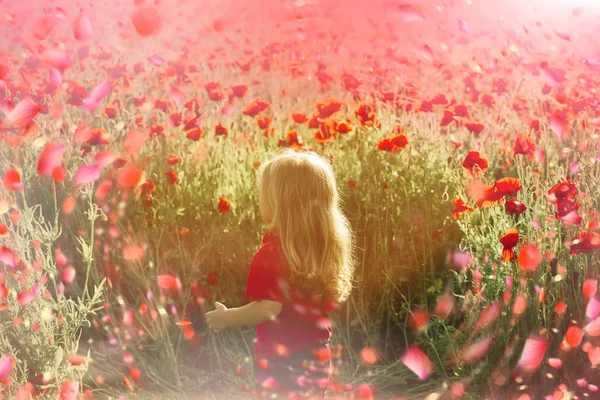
2;0;600;398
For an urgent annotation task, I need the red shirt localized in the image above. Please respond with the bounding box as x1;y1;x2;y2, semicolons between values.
245;230;336;360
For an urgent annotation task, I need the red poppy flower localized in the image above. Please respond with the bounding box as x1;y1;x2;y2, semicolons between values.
495;178;522;197
555;199;580;219
462;151;488;176
500;228;519;262
207;89;223;102
291;112;308;124
256;116;271;130
505;198;527;215
154;99;168;112
285;131;303;148
378;134;409;152
165;169;177;185
316;98;341;119
206;272;218;286
133;96;146;107
231;85;248;98
334;120;352;134
215;123;228;136
547;180;578;204
104;107;117;119
218;197;230;213
570;232;600;255
355;103;378;126
243;100;269;117
513;133;536;159
466;122;484;135
453;198;474;219
186;127;203;141
308;113;321;129
166;154;179;165
441;111;457;127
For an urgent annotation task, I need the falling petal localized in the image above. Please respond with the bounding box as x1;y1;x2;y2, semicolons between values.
61;267;76;284
131;5;163;37
518;244;542;272
60;379;79;400
37;142;66;177
586;298;600;321
459;20;469;33
117;165;143;188
82;80;113;111
44;49;72;72
555;28;571;41
517;335;548;372
123;245;144;261
583;280;598;298
584;316;600;336
397;4;425;22
401;346;432;380
75;165;100;185
157;275;177;289
0;356;13;379
73;14;93;41
6;99;41;128
3;169;23;191
421;45;433;61
459;336;493;364
548;358;562;369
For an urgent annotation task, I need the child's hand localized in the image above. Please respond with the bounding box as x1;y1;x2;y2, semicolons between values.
205;301;229;333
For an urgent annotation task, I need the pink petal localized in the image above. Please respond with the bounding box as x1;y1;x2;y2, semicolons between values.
55;7;67;20
17;288;37;306
401;346;432;380
73;14;93;42
585;316;600;336
37;142;66;176
517;335;548;372
0;356;12;379
589;346;600;366
548;358;562;369
561;211;582;226
458;20;469;33
123;245;144;261
49;68;62;87
569;161;579;175
61;267;76;284
44;48;72;72
168;86;184;105
554;28;571;41
421;44;433;62
397;4;425;22
74;165;100;185
0;246;18;268
586;298;600;321
60;379;79;400
6;99;41;128
82;80;112;111
460;336;493;364
124;130;148;154
94;151;117;169
149;55;165;66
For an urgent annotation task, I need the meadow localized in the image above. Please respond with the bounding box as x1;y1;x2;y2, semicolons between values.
1;0;600;399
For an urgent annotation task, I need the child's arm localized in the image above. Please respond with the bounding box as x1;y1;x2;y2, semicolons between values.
226;300;282;327
205;300;282;333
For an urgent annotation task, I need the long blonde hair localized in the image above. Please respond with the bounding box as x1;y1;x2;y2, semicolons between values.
257;149;356;304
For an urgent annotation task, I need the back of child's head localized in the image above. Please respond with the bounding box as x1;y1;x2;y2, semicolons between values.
257;149;356;303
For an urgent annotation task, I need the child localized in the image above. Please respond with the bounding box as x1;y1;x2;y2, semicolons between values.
205;149;356;399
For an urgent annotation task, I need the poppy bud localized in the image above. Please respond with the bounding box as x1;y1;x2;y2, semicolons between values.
505;198;527;215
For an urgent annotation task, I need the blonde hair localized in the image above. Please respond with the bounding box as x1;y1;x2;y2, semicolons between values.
257;149;356;304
